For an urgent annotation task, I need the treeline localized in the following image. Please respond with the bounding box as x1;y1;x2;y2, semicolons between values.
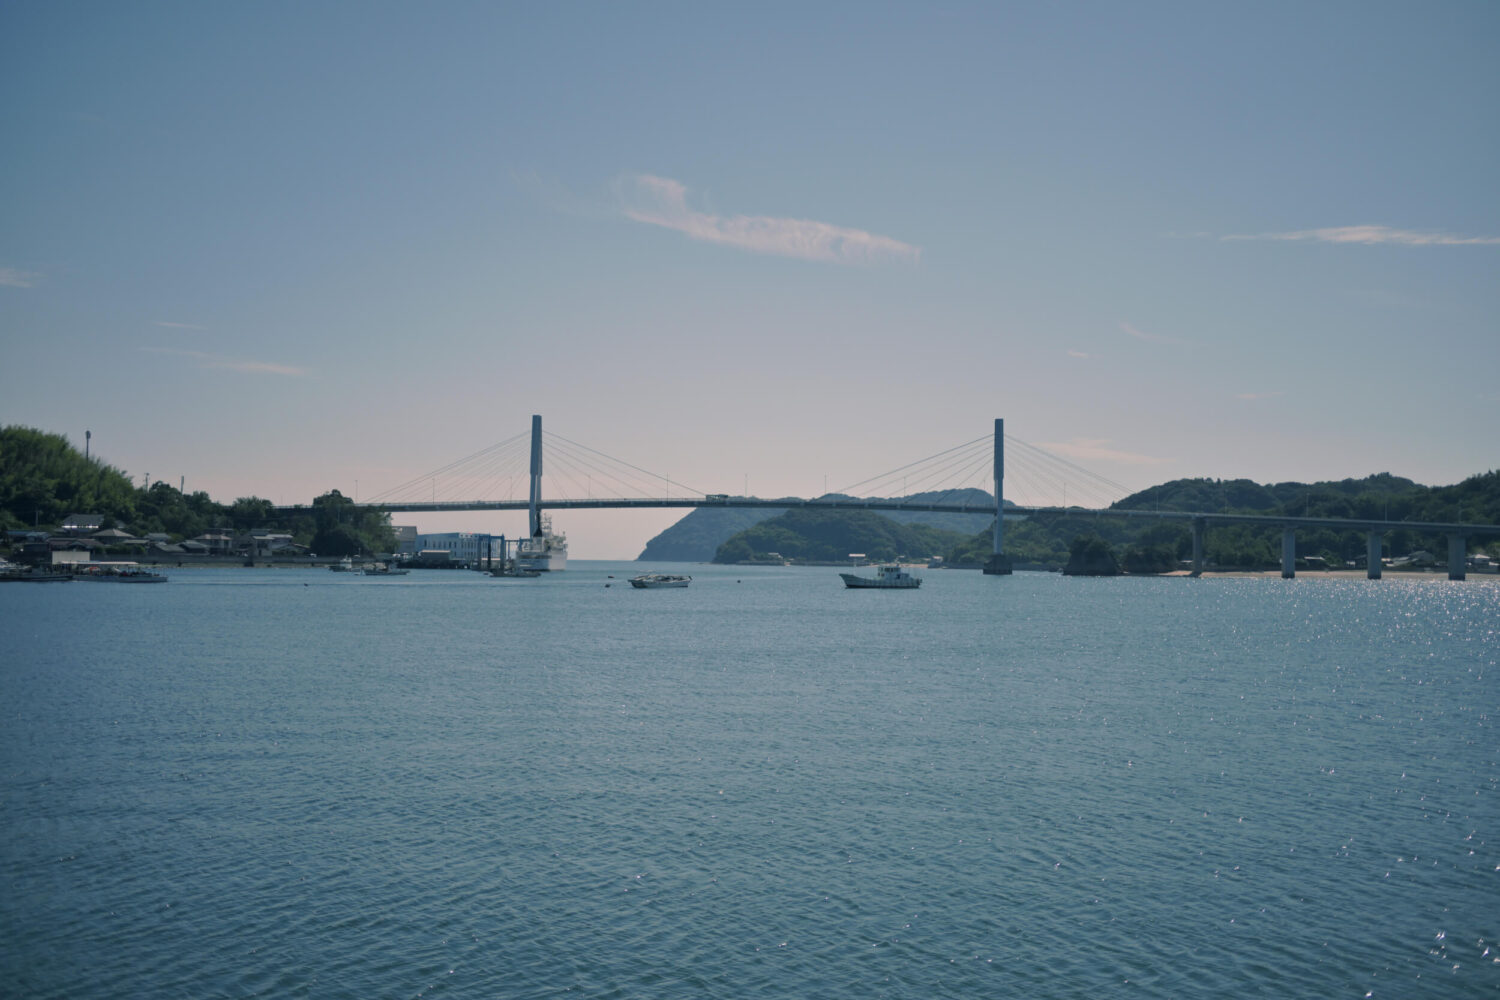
946;472;1500;570
714;508;971;564
708;470;1500;571
641;489;994;562
0;426;394;556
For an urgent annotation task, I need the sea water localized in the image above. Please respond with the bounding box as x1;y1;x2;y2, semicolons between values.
2;564;1496;998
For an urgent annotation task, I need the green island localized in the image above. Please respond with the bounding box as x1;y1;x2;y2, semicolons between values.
693;472;1500;573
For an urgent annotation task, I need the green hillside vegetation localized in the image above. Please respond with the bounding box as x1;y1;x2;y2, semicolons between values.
1;426;395;556
639;501;790;561
639;489;995;562
714;507;971;564
944;472;1500;571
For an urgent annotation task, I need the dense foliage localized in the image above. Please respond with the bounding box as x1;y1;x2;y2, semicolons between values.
1;426;395;555
641;489;995;562
639;502;789;561
0;426;140;530
1062;535;1120;576
713;508;971;564
944;472;1500;571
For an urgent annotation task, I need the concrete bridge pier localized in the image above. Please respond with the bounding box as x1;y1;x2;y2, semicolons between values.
982;417;1012;575
1281;528;1296;579
1190;518;1204;577
1367;530;1382;580
1449;534;1467;581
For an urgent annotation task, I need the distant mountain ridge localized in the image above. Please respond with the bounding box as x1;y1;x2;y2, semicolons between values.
636;488;996;562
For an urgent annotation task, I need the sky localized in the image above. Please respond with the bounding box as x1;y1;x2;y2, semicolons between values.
3;1;1497;558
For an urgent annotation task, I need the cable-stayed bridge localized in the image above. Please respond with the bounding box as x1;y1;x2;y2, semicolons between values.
280;416;1499;580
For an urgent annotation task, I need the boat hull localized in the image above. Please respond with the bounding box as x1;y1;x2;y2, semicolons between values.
630;574;691;588
839;566;921;589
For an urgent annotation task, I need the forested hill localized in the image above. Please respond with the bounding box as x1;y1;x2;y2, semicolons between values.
714;508;972;565
1;426;394;556
637;489;994;562
943;470;1500;570
1111;472;1498;524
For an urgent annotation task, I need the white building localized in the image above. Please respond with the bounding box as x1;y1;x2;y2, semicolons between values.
399;531;500;565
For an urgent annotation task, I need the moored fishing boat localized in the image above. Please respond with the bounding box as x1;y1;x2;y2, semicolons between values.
75;562;168;583
838;564;921;589
0;562;72;582
629;573;691;589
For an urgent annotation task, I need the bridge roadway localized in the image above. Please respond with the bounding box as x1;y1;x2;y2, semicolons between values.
281;495;1500;538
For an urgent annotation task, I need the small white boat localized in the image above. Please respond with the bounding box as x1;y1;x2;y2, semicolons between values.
329;557;357;572
363;562;410;576
629;573;691;589
839;564;921;589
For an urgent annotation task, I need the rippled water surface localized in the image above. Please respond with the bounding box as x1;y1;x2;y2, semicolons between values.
3;564;1497;998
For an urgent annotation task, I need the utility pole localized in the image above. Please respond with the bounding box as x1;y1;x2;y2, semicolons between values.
85;430;91;461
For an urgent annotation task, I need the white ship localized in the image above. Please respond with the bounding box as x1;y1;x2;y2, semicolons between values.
516;514;568;572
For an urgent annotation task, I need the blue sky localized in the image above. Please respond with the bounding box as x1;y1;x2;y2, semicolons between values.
3;1;1497;557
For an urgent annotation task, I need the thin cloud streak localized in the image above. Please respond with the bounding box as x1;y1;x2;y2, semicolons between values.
0;267;42;288
1067;349;1092;359
154;320;208;331
617;174;920;265
142;347;308;377
1223;225;1500;246
1120;321;1187;346
1039;438;1172;467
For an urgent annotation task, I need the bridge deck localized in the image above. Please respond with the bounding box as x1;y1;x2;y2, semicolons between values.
271;497;1500;536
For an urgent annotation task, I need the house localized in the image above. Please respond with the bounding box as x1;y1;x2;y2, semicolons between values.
239;530;302;556
92;528;145;549
192;532;235;555
60;513;104;535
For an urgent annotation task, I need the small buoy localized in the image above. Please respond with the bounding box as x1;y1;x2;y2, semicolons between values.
604;583;610;588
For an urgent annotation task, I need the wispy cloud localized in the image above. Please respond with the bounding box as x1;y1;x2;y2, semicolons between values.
1067;348;1092;359
1235;390;1286;401
1039;438;1172;466
153;320;208;331
616;174;920;265
0;267;42;288
1120;321;1187;347
1223;225;1500;246
142;347;308;377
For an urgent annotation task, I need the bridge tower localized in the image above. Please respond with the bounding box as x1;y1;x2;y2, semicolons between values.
528;414;542;537
983;417;1013;575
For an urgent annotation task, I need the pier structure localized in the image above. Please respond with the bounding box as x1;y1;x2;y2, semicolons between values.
1271;525;1468;581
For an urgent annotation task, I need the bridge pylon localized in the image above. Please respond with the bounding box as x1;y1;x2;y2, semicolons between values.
983;417;1013;575
528;414;542;537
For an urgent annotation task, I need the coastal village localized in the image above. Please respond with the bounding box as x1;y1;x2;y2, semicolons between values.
0;514;471;569
4;509;1496;579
